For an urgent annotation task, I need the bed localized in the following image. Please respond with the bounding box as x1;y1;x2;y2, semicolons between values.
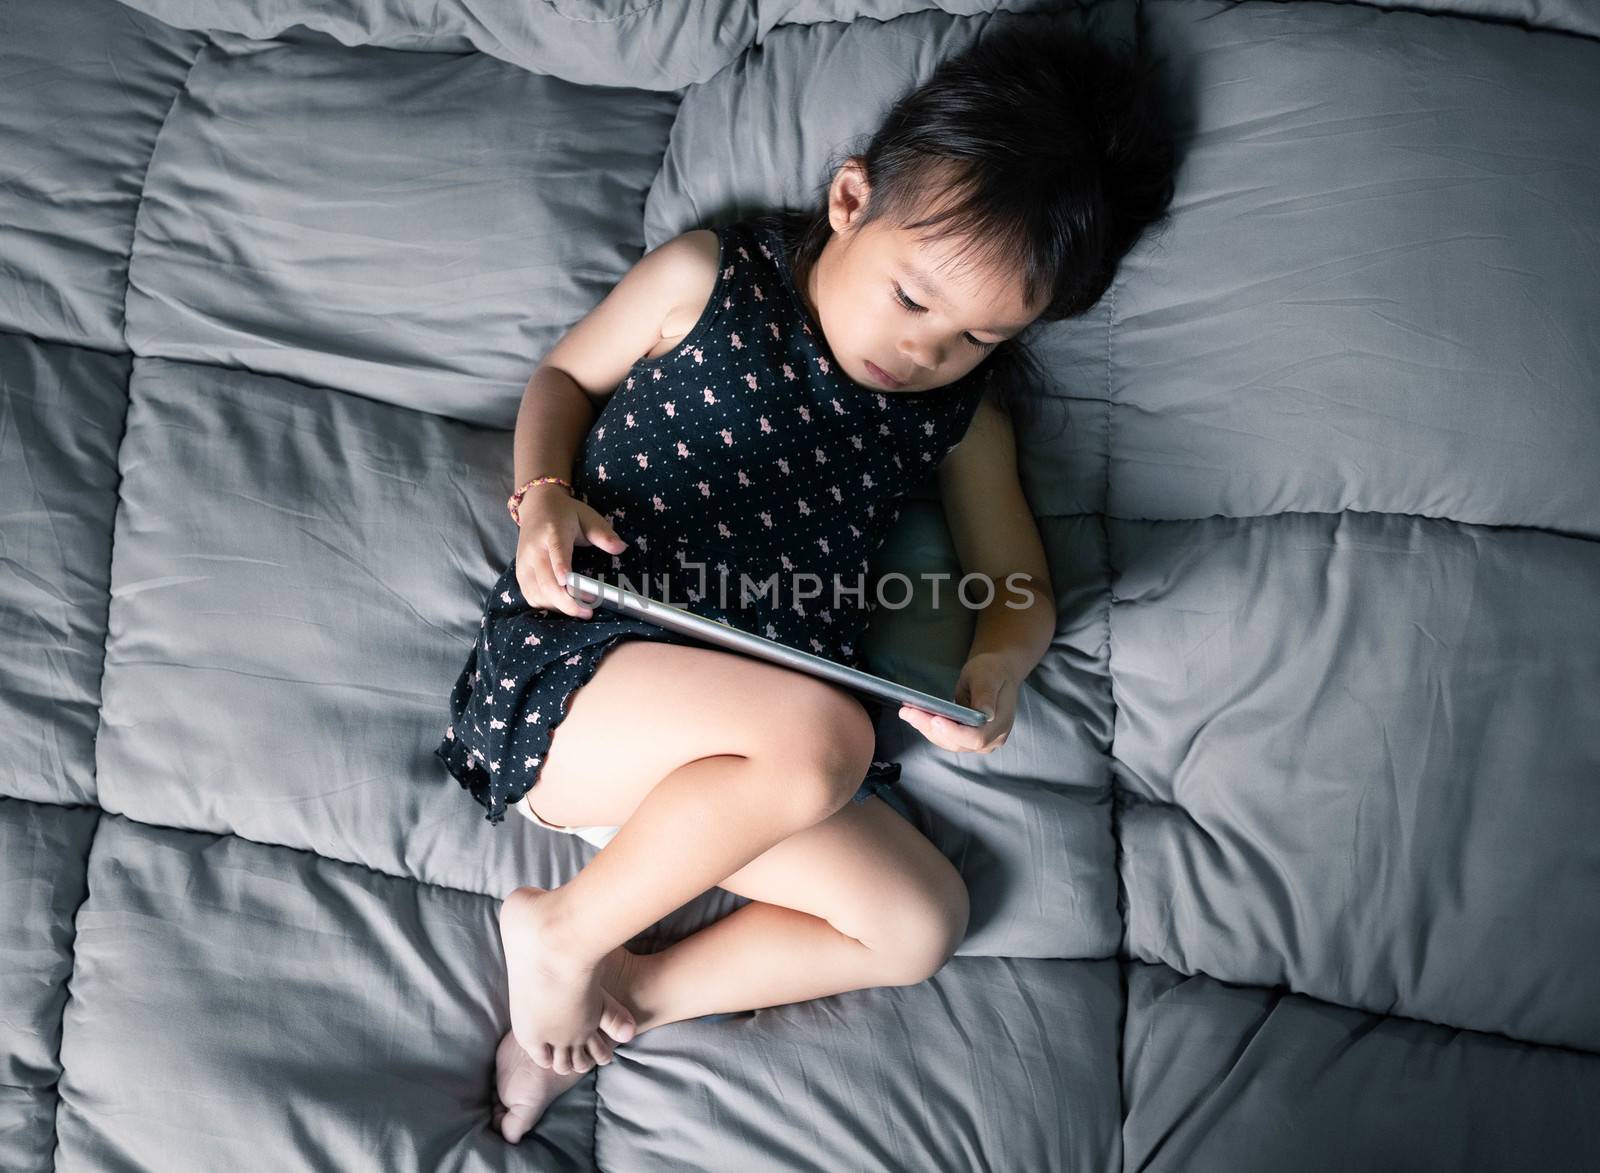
3;0;1597;1167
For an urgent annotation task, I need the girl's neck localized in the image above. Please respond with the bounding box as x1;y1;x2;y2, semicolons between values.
770;214;825;336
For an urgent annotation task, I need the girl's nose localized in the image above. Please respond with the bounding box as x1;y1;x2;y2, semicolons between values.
898;336;943;372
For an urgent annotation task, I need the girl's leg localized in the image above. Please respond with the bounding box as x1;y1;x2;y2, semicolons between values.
618;790;971;1037
527;738;867;968
492;793;968;1142
499;641;884;1066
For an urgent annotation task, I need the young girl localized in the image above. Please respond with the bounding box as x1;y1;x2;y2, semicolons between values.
432;21;1177;1143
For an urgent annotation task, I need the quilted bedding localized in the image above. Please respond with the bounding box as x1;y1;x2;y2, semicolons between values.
3;0;1597;1169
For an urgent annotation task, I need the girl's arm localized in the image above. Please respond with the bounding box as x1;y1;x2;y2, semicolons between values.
902;389;1056;750
512;364;600;501
508;233;720;616
515;230;719;492
939;390;1056;676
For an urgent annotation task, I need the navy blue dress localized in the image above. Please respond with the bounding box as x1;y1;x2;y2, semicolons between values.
435;216;992;826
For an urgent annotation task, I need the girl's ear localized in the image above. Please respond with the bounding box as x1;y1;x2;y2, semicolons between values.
829;159;872;234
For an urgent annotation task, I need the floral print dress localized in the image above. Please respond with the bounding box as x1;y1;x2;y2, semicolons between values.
436;216;991;825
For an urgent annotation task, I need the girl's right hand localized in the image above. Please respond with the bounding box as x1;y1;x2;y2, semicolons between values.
514;485;629;620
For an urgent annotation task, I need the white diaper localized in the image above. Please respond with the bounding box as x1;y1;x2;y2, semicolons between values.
515;794;621;850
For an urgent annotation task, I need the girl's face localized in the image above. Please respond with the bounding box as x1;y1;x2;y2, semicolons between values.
799;161;1047;394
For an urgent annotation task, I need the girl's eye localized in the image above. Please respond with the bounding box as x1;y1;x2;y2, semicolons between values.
892;284;997;351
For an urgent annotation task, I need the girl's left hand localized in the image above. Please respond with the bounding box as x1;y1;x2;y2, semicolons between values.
897;653;1016;754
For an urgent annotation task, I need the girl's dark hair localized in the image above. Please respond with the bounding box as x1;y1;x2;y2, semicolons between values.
752;19;1177;431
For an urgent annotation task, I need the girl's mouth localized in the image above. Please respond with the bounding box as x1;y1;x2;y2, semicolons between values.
865;360;904;388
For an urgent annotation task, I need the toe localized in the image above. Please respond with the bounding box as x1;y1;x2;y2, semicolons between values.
500;1104;535;1144
570;1045;594;1074
601;991;637;1043
587;1035;614;1067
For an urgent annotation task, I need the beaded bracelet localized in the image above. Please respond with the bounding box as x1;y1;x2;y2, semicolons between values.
507;475;573;526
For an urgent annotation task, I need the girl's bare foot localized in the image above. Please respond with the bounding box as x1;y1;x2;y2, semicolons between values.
498;886;638;1073
491;941;641;1144
492;1029;580;1144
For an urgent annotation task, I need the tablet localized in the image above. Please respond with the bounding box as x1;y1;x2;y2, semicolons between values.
563;570;989;727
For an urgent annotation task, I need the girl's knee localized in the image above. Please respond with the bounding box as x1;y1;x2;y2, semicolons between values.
759;685;877;813
878;869;971;986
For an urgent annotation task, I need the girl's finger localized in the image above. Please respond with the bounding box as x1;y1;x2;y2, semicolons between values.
522;535;555;611
933;714;983;748
540;542;570;613
900;707;950;749
902;707;994;753
544;539;592;619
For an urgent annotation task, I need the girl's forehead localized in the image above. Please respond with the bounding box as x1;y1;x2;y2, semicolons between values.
885;226;1041;329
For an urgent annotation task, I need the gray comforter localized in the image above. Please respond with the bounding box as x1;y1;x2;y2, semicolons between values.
3;0;1597;1168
